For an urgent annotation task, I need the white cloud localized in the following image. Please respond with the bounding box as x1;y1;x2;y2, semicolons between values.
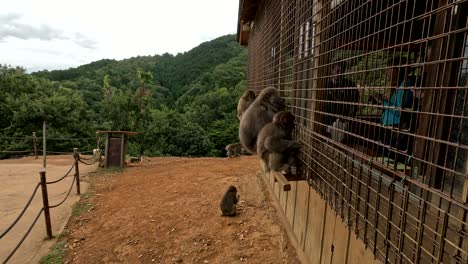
0;0;239;72
74;33;98;50
0;13;98;50
0;13;67;42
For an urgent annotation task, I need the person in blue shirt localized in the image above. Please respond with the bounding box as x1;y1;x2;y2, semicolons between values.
370;57;415;163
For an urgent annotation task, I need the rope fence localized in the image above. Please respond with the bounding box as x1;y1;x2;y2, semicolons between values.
0;149;95;155
78;152;99;161
0;150;34;153
0;136;95;141
0;132;98;159
46;163;75;185
2;209;44;264
0;183;41;240
78;158;99;166
49;175;76;209
0;148;101;263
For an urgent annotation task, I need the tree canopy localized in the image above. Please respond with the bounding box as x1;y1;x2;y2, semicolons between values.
0;34;247;158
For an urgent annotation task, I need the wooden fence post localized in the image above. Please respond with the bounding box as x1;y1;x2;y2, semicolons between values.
42;122;47;168
32;132;38;159
39;170;53;239
73;148;81;195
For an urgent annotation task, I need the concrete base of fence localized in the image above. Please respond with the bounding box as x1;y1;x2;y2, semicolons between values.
260;170;378;264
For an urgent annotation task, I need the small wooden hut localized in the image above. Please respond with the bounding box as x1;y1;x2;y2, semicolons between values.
97;130;138;168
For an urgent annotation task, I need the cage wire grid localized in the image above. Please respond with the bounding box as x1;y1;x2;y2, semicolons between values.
244;0;468;263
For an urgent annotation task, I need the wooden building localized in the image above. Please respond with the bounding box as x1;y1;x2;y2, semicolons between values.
97;130;137;168
237;0;467;263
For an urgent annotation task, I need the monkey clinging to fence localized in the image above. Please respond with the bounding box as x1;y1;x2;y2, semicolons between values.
225;143;242;158
239;87;287;155
237;90;256;121
256;111;301;175
220;185;239;216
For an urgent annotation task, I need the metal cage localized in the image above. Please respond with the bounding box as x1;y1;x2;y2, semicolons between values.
240;0;468;263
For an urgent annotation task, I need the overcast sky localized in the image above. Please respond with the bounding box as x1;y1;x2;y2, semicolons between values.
0;0;239;72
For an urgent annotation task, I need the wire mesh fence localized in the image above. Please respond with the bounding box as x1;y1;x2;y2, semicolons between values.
242;0;467;263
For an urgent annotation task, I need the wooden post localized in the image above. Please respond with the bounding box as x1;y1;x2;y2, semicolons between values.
104;135;109;168
73;148;81;195
96;131;100;149
96;132;101;162
120;133;125;167
32;132;38;159
42;122;47;169
39;170;53;239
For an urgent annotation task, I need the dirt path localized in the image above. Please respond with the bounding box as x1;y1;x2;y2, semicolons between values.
0;155;98;264
63;156;299;264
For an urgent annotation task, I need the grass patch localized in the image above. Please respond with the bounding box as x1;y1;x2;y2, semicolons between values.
71;201;92;217
57;229;69;239
39;241;66;264
71;193;94;217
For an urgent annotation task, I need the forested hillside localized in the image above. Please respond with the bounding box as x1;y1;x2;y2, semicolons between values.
0;34;247;158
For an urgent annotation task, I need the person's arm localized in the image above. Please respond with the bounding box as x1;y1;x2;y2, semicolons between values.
382;88;393;101
368;93;381;104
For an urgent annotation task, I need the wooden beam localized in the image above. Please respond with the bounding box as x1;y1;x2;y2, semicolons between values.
271;171;292;191
120;134;125;167
456;158;468;261
104;136;109;168
413;0;447;186
238;22;250;45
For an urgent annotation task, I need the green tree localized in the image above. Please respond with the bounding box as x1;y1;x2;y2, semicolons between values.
5;34;249;158
0;65;95;157
137;109;213;156
100;88;137;131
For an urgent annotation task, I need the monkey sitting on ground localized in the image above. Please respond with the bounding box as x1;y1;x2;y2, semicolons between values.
256;111;301;175
239;87;287;154
220;186;239;216
237;90;256;121
225;143;242;158
125;156;144;165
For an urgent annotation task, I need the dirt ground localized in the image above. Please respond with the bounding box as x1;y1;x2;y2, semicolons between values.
62;156;299;264
0;155;98;264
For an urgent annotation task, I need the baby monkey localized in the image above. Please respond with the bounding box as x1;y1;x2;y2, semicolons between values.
225;143;242;158
220;185;239;216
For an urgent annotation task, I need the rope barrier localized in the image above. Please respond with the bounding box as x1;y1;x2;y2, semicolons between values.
0;136;93;141
43;149;94;155
0;136;33;140
0;145;91;262
46;163;75;185
78;156;95;161
0;150;33;153
0;183;41;240
78;157;99;166
78;151;99;161
0;149;92;155
46;137;95;141
49;175;76;209
44;150;75;154
2;209;43;264
79;150;95;154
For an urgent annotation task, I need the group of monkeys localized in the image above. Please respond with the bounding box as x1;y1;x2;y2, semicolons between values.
220;87;301;217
